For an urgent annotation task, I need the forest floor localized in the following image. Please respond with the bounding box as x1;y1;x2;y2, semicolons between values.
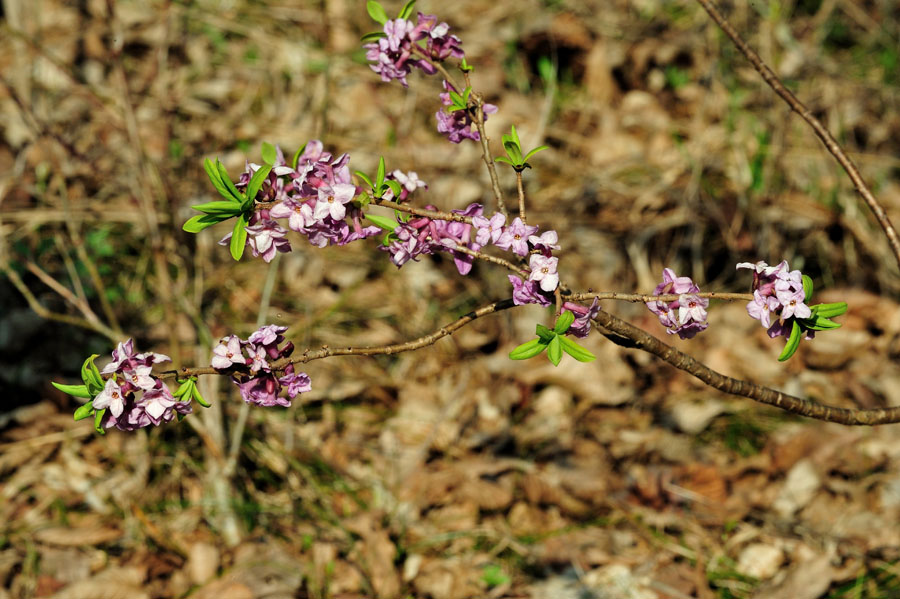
3;0;900;597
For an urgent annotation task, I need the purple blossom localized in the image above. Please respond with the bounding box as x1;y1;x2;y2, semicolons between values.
528;230;560;255
245;219;292;263
496;217;538;257
645;269;708;339
564;297;600;338
313;183;356;222
777;287;811;319
248;324;288;347
237;373;289;408
473;213;505;246
508;274;552;307
211;335;247;369
122;364;156;392
738;259;813;336
93;378;127;418
270;198;315;232
280;370;312;398
746;290;780;329
528;254;559;292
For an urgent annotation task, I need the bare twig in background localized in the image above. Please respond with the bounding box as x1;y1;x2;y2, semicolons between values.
695;0;900;272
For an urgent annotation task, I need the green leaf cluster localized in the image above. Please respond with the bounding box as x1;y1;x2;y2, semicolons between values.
509;311;596;366
355;156;404;242
777;275;848;361
184;145;278;261
495;125;548;171
51;354;108;434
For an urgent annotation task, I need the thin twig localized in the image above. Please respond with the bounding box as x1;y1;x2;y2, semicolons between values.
515;171;527;223
695;0;900;270
463;72;506;216
569;291;754;303
449;244;530;278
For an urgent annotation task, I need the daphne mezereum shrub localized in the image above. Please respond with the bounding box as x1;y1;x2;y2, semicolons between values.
63;0;900;433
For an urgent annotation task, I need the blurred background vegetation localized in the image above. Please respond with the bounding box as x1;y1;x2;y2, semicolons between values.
2;0;900;597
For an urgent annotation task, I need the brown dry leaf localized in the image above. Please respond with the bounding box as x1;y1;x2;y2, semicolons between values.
345;514;401;599
190;580;254;599
411;556;484;599
34;525;121;547
49;567;148;599
753;554;836;599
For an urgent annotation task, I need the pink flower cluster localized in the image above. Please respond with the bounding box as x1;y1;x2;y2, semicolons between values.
436;81;498;144
382;204;560;306
645;268;709;339
95;340;191;431
737;260;812;339
219;142;382;262
364;12;464;88
211;325;311;407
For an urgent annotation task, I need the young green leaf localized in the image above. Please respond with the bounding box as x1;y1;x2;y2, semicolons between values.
547;335;563;366
189;201;245;216
385;180;402;199
535;324;555;343
803;315;841;331
73;402;94;421
367;0;389;24
192;385;211;408
215;160;244;202
397;0;416;19
361;31;386;43
553;311;575;334
245;164;273;205
523;145;549;161
559;336;596;362
261;142;277;165
802;274;814;304
355;170;374;189
376;156;386;190
183;213;226;233
778;320;803;362
93;408;107;435
81;354;104;394
204;158;239;202
509;337;548;360
51;382;92;399
173;379;194;399
230;213;249;261
364;213;400;231
813;302;848;318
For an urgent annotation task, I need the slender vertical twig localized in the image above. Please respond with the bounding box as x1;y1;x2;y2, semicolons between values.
695;0;900;271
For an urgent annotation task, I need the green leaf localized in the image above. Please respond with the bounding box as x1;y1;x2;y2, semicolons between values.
93;408;107;434
52;382;92;399
376;156;386;190
230;212;249;261
553;311;575;334
813;302;848;318
355;170;374;189
535;324;555;343
397;0;416;19
802;274;814;304
509;338;548;360
183;213;226;233
203;158;234;202
190;201;245;216
245;164;273;205
559;336;596;362
81;354;104;394
261;142;277;165
523;145;549;161
367;0;388;24
802;315;841;331
547;335;563;366
385;180;402;198
495;156;513;166
73;401;94;421
509;125;521;148
173;379;194;399
778;320;802;362
291;143;307;170
364;213;400;231
192;385;211;408
215;160;244;202
361;31;386;43
503;142;523;165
